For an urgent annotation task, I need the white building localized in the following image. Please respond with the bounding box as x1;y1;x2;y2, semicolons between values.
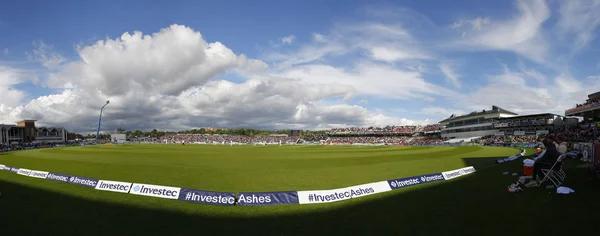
439;105;518;140
0;125;25;145
111;134;126;144
35;127;68;143
1;121;69;145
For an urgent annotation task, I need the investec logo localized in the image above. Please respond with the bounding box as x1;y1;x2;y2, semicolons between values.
461;167;476;174
95;180;132;193
46;173;70;182
419;174;444;183
443;170;463;180
389;178;420;188
130;183;180;199
29;170;50;179
17;168;32;176
69;176;99;188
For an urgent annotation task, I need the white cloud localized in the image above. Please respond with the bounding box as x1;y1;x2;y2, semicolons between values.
453;0;551;64
312;33;326;42
420;107;465;118
459;67;600;116
518;59;545;83
46;25;248;96
423;97;435;102
439;62;461;88
279;63;458;100
29;41;65;69
369;45;431;62
0;66;28;108
556;0;600;52
266;41;347;69
266;22;432;67
0;24;429;132
365;114;435;126
587;75;600;80
451;17;490;30
281;35;295;45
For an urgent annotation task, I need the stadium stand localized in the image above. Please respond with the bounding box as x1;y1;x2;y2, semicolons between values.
0;120;70;145
439;105;518;140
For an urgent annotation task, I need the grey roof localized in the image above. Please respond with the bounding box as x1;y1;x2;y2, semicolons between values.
438;105;518;123
497;113;563;120
588;91;600;100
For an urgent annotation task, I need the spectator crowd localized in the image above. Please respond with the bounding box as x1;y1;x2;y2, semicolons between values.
562;122;600;143
4;122;600;150
329;125;419;134
0;142;73;152
327;136;411;145
157;134;299;144
574;100;600;108
474;135;539;144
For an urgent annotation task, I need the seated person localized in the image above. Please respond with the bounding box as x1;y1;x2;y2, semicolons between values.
556;133;568;156
525;136;561;187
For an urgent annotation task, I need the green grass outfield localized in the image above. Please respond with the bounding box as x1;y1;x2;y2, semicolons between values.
0;145;598;235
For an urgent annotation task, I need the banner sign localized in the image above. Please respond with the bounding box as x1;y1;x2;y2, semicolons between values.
514;131;525;136
95;180;133;193
297;181;393;204
525;130;536;135
29;170;50;179
2;164;478;206
387;173;444;190
496;150;525;164
236;191;298;206
574;142;595;163
297;187;354;204
46;172;71;183
442;166;476;180
16;168;32;176
495;132;505;136
129;183;181;199
179;188;236;206
345;181;393;198
497;120;551;127
536;130;549;135
582;143;594;163
68;175;99;188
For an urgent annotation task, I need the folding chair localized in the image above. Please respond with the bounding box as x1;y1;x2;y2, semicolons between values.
538;154;566;188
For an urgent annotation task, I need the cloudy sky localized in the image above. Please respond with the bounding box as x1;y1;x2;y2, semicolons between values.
1;0;600;133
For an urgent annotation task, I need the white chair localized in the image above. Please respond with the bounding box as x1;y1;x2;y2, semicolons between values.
538;154;566;188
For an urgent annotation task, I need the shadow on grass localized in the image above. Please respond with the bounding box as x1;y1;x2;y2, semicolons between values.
1;156;599;236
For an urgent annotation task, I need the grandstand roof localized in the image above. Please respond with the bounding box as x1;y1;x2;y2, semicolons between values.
438;105;517;123
588;91;600;100
496;113;563;120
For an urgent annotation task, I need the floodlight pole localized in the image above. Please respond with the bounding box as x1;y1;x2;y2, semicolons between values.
96;100;110;141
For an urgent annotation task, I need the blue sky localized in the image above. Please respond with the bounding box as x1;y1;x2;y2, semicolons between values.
1;0;600;132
